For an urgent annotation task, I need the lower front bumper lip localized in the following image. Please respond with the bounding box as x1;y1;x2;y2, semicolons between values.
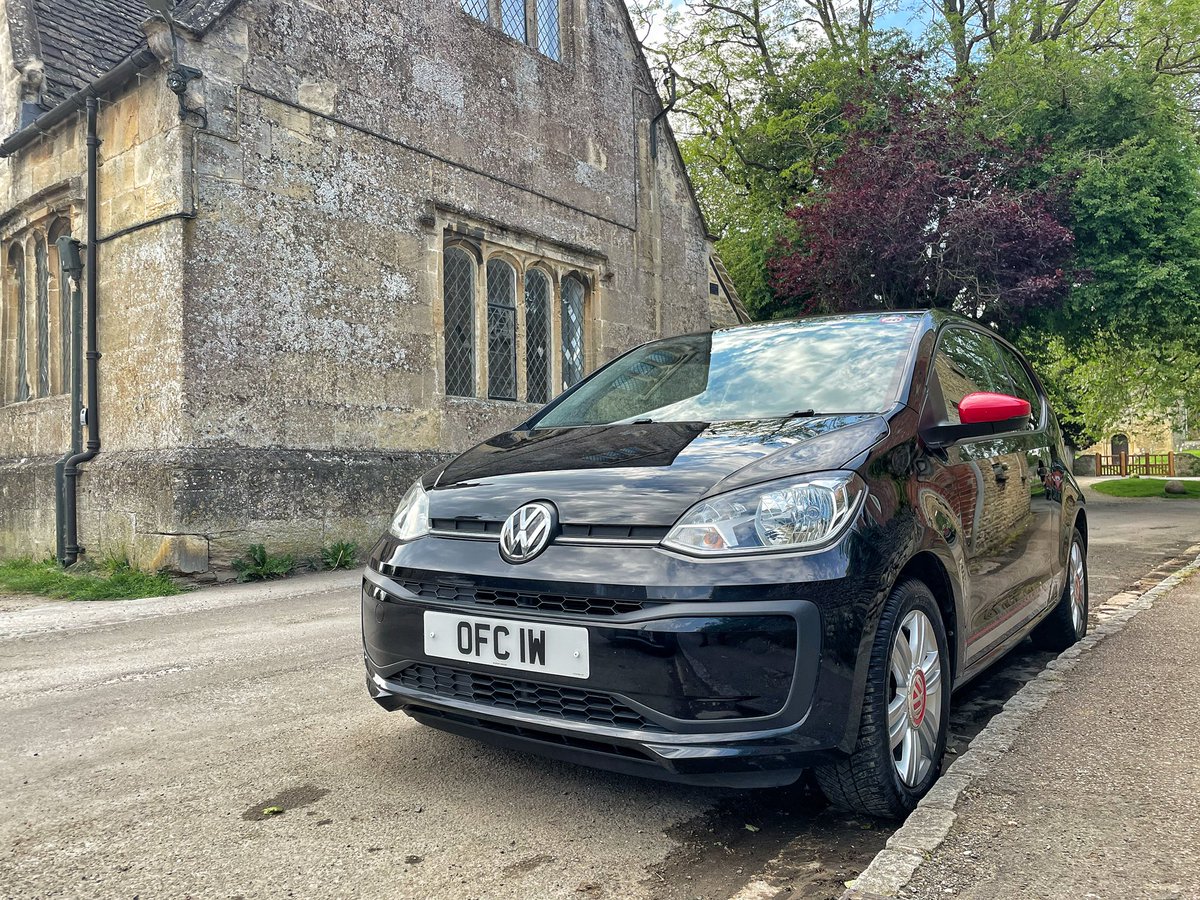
369;670;831;788
368;670;809;745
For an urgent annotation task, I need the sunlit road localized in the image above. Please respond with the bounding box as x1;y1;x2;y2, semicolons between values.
2;486;1196;900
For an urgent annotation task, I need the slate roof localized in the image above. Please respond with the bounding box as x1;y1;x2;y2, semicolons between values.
30;0;149;106
19;0;239;110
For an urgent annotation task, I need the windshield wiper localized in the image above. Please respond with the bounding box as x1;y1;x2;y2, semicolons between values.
785;409;819;418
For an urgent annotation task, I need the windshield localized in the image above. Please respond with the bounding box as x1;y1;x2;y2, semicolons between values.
532;315;921;428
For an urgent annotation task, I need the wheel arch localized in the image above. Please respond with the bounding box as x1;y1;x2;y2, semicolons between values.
1073;507;1088;551
895;550;960;680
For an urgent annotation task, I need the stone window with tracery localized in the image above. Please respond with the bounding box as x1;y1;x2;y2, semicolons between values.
441;237;592;404
1;215;73;407
460;0;563;61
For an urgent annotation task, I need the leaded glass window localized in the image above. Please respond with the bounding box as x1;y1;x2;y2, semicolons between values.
525;269;551;404
443;247;476;398
48;218;71;396
561;275;585;390
536;0;560;60
8;245;29;403
461;0;489;23
500;0;527;42
34;236;49;398
487;259;518;400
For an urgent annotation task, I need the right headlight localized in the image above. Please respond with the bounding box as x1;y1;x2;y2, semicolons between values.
662;472;864;556
389;480;430;542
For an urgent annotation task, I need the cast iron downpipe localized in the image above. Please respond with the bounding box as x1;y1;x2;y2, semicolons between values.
61;97;101;566
53;236;84;563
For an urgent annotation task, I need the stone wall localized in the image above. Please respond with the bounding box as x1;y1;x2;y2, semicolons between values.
0;65;189;560
1;0;736;570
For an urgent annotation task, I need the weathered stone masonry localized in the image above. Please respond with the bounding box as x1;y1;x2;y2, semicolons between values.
0;0;745;571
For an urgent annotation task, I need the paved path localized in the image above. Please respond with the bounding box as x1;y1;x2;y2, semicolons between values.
902;568;1200;900
1;488;1197;900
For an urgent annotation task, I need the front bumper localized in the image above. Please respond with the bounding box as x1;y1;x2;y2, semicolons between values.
362;531;884;787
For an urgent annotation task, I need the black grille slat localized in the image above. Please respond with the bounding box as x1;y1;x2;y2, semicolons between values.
387;574;654;617
397;664;664;732
429;520;668;542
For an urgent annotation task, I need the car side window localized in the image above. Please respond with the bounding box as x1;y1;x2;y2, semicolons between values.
993;342;1042;427
931;328;1012;425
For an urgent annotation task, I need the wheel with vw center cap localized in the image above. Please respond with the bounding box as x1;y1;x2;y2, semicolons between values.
815;579;950;818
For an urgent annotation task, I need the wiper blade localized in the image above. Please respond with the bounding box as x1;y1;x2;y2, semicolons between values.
785;409;819;418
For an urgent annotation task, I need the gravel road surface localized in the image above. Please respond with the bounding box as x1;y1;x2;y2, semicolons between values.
2;486;1196;900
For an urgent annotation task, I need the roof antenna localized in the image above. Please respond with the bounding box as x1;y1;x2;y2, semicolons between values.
143;0;202;120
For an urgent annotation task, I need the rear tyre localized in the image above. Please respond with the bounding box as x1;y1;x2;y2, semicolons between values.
814;579;950;819
1030;528;1088;652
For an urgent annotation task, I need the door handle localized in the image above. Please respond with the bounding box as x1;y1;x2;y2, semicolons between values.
992;462;1010;483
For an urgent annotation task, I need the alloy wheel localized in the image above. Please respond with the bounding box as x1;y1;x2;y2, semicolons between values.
1069;541;1086;635
888;608;943;788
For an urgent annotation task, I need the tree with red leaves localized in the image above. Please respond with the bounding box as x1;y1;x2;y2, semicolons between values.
769;80;1076;330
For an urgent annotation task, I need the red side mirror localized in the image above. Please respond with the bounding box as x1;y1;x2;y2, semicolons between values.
959;392;1031;425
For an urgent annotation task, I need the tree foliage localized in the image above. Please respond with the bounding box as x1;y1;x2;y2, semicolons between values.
768;74;1075;329
630;0;1200;442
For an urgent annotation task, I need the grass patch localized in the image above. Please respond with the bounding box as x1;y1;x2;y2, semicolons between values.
1092;478;1200;499
0;557;185;600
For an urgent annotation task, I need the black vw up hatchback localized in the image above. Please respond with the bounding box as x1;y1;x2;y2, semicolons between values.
362;310;1087;817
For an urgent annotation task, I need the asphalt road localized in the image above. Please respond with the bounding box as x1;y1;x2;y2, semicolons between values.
2;486;1198;900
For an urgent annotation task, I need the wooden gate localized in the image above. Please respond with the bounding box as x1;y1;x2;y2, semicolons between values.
1094;452;1176;477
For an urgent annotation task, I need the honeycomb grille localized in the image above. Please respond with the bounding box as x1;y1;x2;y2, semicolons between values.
393;576;653;617
397;664;662;732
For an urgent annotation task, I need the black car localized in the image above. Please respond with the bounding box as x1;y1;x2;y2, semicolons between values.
362;310;1087;818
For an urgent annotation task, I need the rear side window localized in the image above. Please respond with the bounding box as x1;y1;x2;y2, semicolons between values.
931;328;1012;425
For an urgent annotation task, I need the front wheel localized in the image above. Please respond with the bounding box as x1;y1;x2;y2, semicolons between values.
814;579;950;818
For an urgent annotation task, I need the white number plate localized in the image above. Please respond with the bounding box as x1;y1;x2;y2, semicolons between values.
422;611;590;679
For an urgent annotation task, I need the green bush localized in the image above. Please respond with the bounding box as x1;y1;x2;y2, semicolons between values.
231;544;295;582
320;541;360;570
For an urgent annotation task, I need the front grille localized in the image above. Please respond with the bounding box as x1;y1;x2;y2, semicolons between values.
396;664;664;732
385;572;654;617
428;518;668;543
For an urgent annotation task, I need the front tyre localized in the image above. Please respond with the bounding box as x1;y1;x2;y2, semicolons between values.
1030;528;1088;651
815;579;950;818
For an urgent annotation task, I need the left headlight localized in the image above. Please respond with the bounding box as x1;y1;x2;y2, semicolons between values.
389;480;431;542
662;472;864;556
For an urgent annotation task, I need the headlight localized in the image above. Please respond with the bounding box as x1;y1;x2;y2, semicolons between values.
389;480;430;541
663;472;863;556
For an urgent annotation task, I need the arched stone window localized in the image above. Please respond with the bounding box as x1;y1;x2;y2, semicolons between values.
460;0;561;60
443;246;477;398
524;268;552;404
48;218;72;396
486;258;518;400
1111;433;1129;458
7;244;29;403
561;274;586;390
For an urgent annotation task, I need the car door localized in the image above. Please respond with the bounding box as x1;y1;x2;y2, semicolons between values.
991;338;1064;610
924;326;1058;671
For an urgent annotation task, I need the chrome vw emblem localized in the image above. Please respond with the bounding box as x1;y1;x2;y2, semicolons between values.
499;502;556;564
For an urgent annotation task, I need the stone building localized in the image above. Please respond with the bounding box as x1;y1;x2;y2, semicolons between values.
0;0;745;571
